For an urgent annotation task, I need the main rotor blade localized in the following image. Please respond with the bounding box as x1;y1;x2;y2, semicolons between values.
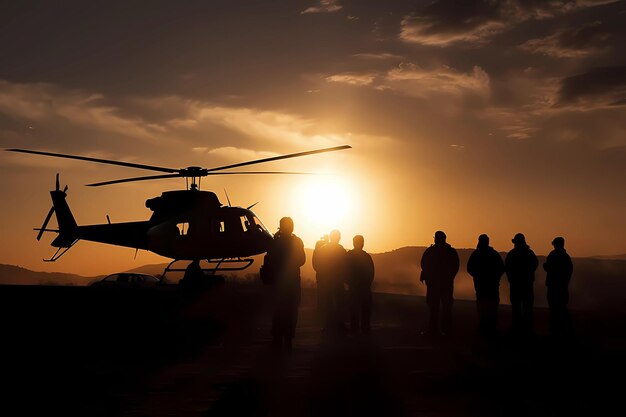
6;149;178;174
205;171;318;175
86;173;182;187
205;145;351;173
87;171;317;186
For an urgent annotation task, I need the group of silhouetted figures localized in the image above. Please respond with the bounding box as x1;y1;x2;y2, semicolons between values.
423;231;573;338
261;217;374;351
261;218;573;352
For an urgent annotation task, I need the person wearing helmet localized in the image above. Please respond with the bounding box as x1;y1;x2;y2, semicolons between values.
505;233;538;335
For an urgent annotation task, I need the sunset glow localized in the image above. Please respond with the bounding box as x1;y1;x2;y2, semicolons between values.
296;177;353;231
0;1;625;276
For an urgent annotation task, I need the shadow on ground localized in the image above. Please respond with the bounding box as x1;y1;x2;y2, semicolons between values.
1;283;624;417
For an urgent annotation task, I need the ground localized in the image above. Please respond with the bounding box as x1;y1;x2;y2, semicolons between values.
1;283;624;417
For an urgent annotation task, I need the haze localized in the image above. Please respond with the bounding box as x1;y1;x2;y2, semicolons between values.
1;1;625;276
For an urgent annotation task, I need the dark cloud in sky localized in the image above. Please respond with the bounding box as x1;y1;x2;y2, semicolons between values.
557;66;626;106
400;0;505;46
519;20;610;58
399;0;621;46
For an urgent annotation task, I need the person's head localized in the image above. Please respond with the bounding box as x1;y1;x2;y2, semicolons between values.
279;217;294;235
477;234;489;249
552;236;565;249
353;235;364;250
329;229;341;244
434;230;447;245
512;233;526;246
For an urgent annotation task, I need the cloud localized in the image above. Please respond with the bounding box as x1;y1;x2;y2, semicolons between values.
202;146;278;162
0;80;164;141
0;80;360;158
301;0;342;14
519;21;611;58
382;63;490;97
478;65;626;141
481;107;540;139
399;0;512;47
324;64;490;100
399;0;618;47
352;53;405;61
166;101;395;156
325;72;377;86
555;66;626;109
476;67;563;139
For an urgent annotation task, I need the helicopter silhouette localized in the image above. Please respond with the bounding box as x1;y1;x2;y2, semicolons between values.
6;145;351;278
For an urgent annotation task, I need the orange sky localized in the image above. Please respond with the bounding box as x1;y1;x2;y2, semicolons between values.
1;1;625;276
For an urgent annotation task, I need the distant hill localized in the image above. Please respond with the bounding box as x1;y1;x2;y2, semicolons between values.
0;264;95;286
590;254;626;261
3;246;626;311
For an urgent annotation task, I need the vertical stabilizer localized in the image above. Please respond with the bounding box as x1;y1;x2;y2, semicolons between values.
51;189;77;232
49;174;78;248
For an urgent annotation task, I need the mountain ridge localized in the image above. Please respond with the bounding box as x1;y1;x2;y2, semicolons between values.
2;246;625;311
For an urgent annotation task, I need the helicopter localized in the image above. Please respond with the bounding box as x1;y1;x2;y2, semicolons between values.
6;145;351;277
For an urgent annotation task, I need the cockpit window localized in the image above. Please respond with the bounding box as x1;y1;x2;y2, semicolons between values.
240;216;250;232
211;219;226;233
252;216;268;233
177;222;189;235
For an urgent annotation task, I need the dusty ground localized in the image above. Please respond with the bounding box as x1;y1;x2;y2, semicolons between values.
1;283;624;417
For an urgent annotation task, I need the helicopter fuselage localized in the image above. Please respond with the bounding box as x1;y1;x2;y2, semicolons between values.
52;190;274;261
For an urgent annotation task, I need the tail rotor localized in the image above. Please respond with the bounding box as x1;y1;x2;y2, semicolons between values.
36;206;55;241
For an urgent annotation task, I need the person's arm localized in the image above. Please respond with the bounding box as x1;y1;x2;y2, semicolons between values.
367;253;375;286
294;237;306;268
496;251;505;278
566;254;574;279
312;245;322;272
504;252;512;274
530;250;539;272
543;252;552;273
420;250;429;283
467;252;476;277
451;249;460;278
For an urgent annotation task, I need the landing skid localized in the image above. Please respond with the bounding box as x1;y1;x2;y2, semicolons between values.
160;257;254;282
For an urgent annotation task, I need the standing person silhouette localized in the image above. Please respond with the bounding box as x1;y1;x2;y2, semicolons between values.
313;229;348;336
467;234;505;336
313;234;329;317
420;231;460;336
262;217;305;352
505;233;538;335
543;237;573;336
346;235;375;334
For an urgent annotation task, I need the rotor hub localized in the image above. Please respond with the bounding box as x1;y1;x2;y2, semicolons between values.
180;166;209;178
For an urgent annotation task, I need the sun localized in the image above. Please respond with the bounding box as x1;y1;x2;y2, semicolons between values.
295;177;352;231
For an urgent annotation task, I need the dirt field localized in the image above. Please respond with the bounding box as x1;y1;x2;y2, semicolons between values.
1;283;624;417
